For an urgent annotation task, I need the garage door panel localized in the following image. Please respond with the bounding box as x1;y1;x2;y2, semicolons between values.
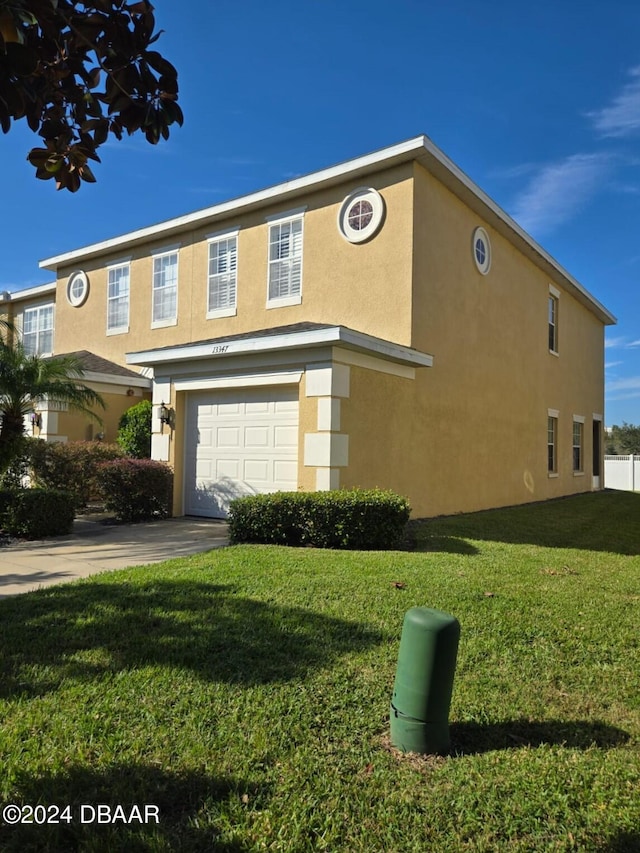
244;426;269;447
217;426;240;448
245;400;270;414
218;401;242;417
198;428;213;446
244;459;270;482
275;398;298;413
185;387;299;518
196;459;214;479
274;460;297;484
216;459;240;479
274;425;297;448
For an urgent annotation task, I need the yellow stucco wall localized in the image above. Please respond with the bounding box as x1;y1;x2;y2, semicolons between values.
52;163;415;363
37;155;608;519
405;164;603;515
49;389;150;444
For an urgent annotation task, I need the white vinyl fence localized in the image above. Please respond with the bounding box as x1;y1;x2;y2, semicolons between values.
604;455;640;491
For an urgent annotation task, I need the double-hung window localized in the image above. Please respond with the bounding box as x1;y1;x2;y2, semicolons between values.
548;286;560;353
152;248;179;327
267;210;304;306
547;411;558;475
22;304;54;355
107;261;130;334
573;417;584;473
207;231;238;318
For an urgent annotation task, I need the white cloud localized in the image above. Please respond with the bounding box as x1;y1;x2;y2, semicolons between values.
629;340;640;347
510;154;610;236
607;390;640;402
587;66;640;137
606;376;640;392
605;361;624;369
605;335;628;349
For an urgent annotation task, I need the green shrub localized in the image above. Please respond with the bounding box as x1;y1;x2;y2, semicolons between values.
117;399;152;458
96;458;173;522
228;488;411;550
0;436;31;489
0;488;75;539
28;440;124;508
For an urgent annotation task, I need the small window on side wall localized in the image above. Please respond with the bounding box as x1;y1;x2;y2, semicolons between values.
547;414;558;475
548;286;560;353
573;418;584;473
472;227;491;274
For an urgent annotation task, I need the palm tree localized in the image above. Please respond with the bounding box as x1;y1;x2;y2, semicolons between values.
0;340;105;474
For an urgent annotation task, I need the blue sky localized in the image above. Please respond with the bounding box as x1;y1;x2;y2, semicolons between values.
3;0;640;425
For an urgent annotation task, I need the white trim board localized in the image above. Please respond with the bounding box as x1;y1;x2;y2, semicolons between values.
174;370;303;392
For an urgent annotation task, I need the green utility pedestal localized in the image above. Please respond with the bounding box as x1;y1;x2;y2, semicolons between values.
390;606;460;755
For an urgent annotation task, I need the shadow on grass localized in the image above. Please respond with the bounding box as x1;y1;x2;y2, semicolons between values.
599;830;640;852
450;718;631;755
2;762;260;852
411;491;640;556
0;580;383;699
412;535;479;555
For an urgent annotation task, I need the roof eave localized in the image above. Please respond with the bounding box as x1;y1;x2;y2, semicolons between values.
126;325;434;369
39;133;616;326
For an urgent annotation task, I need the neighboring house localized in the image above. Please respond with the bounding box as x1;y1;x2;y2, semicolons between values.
0;285;151;442
6;135;616;518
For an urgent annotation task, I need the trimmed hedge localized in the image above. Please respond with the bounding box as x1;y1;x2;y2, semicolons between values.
28;439;125;508
228;489;411;550
0;488;75;539
96;459;173;522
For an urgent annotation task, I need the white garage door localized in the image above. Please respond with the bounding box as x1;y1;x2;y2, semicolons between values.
184;387;299;518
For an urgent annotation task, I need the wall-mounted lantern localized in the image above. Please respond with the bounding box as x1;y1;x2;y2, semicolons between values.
158;401;174;428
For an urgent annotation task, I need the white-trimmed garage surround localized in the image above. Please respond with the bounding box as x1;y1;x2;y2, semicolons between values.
127;324;432;517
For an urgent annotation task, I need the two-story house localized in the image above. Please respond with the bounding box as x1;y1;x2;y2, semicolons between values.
4;135;616;518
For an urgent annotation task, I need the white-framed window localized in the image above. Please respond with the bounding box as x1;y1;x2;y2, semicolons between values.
573;417;584;473
107;261;130;334
22;304;54;355
549;285;560;353
267;210;304;307
547;411;559;475
207;230;238;318
152;248;179;327
472;226;491;275
338;187;385;243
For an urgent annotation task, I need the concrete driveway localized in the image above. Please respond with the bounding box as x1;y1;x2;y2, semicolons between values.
0;514;228;598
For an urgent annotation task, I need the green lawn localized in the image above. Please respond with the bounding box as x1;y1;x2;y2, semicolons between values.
0;491;638;852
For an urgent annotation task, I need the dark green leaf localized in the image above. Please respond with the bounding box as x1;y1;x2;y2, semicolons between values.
143;50;177;78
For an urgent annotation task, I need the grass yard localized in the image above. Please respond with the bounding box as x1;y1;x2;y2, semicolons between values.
0;490;638;852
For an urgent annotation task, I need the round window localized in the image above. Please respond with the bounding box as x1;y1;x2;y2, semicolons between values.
338;187;385;243
472;227;491;275
67;270;89;306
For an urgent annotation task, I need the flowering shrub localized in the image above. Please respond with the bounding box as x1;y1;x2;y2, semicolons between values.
28;439;124;508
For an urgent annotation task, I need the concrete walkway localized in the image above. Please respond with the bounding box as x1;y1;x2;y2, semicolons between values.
0;515;228;598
